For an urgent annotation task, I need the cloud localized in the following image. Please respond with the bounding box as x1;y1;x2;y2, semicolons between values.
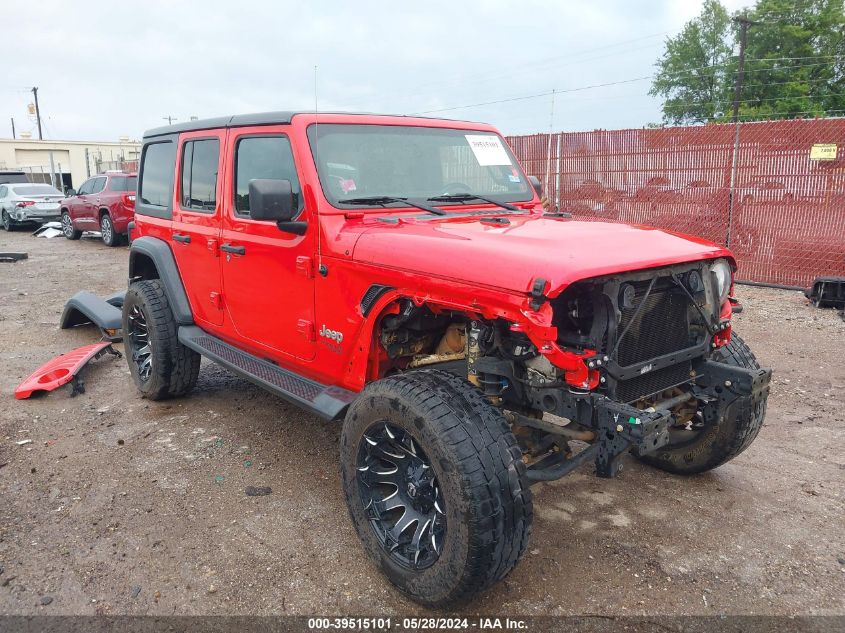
0;0;756;141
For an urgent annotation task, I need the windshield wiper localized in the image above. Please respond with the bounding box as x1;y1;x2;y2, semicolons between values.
338;196;446;216
426;193;518;212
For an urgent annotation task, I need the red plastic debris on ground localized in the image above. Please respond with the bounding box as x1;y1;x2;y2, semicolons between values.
14;342;113;400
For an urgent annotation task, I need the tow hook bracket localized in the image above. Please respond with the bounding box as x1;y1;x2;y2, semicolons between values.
595;400;672;478
529;277;548;311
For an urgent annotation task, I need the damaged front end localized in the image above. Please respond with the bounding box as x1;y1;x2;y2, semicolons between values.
468;259;771;481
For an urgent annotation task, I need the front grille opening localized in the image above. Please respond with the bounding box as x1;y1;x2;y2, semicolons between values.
615;362;692;403
616;278;706;368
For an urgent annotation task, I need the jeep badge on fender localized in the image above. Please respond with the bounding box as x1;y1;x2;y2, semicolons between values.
319;325;343;344
122;111;771;608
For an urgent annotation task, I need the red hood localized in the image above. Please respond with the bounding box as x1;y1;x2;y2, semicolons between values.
351;215;732;296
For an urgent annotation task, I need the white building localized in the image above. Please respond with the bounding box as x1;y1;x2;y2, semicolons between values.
0;135;141;191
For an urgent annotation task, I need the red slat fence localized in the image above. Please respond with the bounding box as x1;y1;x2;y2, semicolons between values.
507;118;845;288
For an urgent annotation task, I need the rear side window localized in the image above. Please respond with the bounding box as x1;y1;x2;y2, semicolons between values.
109;176;137;192
180;139;220;212
234;136;301;217
139;141;176;208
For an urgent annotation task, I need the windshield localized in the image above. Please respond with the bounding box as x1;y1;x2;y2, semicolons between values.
307;124;532;208
11;185;62;196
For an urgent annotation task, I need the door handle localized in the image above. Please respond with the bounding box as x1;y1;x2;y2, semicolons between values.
172;233;191;244
221;243;245;255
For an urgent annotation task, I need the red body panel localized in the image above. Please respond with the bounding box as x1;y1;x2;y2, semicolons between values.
171;130;226;327
350;215;730;296
15;342;112;399
133;113;737;393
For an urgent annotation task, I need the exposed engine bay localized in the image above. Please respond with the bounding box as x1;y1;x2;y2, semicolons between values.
377;259;770;482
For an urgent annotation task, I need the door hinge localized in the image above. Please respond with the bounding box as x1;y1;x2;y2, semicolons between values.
210;292;222;309
297;319;315;341
296;256;313;279
207;238;219;257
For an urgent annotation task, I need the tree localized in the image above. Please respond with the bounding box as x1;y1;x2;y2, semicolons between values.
650;0;734;124
651;0;845;123
736;0;845;120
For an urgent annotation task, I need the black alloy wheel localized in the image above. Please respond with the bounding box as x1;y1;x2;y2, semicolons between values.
357;422;446;569
127;304;152;382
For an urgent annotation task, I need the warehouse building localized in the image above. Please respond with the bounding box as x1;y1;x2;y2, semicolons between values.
0;135;140;191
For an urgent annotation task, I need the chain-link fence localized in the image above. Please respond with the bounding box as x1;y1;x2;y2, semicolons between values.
507;118;845;288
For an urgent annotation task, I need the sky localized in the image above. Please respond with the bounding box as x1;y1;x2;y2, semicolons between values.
1;0;754;143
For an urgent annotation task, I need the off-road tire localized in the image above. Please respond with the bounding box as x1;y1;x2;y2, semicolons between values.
340;369;533;608
639;333;767;475
122;279;200;400
61;211;82;240
100;212;119;247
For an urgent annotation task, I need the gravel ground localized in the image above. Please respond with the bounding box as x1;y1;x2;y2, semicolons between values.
0;229;843;617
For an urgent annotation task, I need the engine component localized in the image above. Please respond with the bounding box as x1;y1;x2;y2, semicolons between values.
524;354;559;387
435;322;466;354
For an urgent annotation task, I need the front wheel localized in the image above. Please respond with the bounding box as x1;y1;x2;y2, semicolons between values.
61;212;82;240
340;369;532;608
638;333;767;475
122;279;200;400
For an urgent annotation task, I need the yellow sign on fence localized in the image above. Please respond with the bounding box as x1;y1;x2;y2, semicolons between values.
810;144;838;160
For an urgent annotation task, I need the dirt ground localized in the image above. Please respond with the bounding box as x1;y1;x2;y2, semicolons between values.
0;229;843;618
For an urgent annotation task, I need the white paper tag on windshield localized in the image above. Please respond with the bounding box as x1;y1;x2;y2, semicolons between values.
465;135;512;166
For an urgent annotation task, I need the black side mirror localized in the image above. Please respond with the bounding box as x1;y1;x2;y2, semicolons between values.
528;175;542;197
248;179;294;221
66;188;77;196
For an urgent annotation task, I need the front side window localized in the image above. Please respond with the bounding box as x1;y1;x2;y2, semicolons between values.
307;124;531;208
78;179;94;195
90;177;107;194
180;139;219;211
234;136;301;217
139;141;176;207
0;186;7;198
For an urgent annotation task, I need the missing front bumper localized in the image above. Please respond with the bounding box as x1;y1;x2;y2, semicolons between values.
523;360;772;483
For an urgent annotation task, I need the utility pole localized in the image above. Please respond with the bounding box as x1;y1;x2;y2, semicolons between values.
31;86;43;140
731;16;757;122
726;15;757;249
162;115;177;125
10;117;15;139
544;89;556;204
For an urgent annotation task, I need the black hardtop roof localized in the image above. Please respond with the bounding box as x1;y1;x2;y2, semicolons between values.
142;111;481;139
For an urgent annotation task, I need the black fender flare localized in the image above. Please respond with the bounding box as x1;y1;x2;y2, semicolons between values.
128;236;193;325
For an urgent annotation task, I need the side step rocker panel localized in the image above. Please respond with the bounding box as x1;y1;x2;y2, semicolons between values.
178;325;357;421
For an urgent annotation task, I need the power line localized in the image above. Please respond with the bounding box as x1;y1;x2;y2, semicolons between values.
410;76;654;115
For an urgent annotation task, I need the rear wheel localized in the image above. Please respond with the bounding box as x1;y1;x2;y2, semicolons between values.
1;209;13;231
340;369;532;607
61;211;82;240
122;279;200;400
100;213;118;247
638;333;767;475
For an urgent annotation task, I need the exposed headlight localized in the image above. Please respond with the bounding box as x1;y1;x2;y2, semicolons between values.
710;259;732;302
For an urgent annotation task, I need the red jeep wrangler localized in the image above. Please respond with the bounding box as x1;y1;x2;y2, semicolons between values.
124;112;770;607
61;171;136;246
